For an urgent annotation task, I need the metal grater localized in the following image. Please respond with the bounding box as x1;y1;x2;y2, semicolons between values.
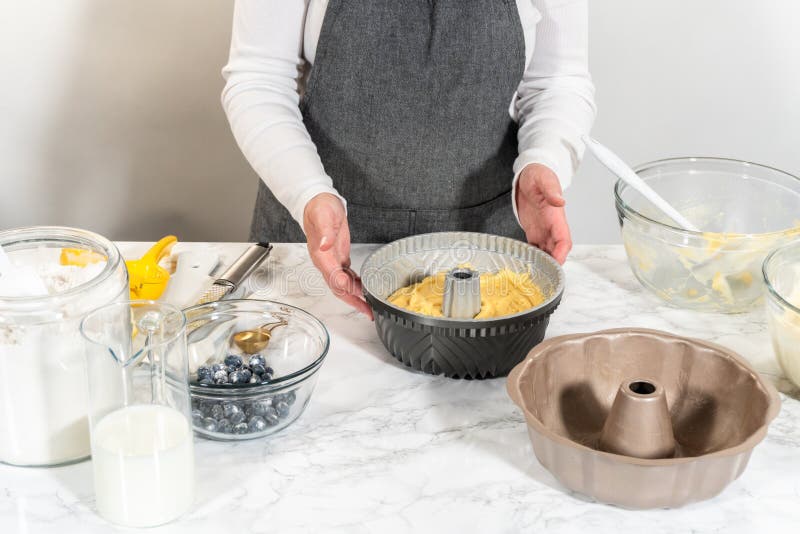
195;243;272;305
196;281;236;305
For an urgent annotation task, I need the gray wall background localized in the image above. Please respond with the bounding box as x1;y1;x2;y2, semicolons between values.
2;1;799;243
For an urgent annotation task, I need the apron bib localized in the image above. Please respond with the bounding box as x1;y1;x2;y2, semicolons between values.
251;0;526;243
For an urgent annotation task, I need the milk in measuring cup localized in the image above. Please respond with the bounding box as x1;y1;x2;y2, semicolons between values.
92;404;194;527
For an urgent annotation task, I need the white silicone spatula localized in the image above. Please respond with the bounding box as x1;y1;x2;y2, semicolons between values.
582;136;701;232
0;244;48;296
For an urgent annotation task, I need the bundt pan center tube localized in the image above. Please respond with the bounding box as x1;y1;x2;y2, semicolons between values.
360;232;565;379
441;267;482;319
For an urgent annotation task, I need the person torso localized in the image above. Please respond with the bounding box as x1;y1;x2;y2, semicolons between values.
252;0;533;243
301;0;543;119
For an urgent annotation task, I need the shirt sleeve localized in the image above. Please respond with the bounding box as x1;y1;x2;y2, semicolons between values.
221;0;346;234
511;0;597;221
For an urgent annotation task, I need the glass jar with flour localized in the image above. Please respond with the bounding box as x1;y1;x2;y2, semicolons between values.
0;226;128;466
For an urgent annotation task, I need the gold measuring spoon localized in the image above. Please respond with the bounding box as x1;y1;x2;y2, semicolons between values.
232;317;288;354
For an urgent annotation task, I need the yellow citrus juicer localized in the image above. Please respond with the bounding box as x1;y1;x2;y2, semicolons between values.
125;235;178;299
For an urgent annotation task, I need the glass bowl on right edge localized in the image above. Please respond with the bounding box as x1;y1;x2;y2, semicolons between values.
615;157;800;313
763;240;800;390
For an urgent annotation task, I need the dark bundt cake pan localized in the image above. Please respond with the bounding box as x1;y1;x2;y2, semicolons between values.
360;232;565;379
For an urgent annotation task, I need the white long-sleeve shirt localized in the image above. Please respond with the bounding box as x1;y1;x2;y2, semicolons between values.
222;0;596;232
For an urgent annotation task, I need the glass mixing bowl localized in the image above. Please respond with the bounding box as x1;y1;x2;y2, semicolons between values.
763;240;800;389
183;299;329;441
615;157;800;312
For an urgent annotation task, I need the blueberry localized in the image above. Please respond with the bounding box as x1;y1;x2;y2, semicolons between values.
248;416;267;432
199;377;213;386
233;422;248;434
222;402;243;419
229;371;246;384
217;418;233;434
212;363;227;374
196;366;212;381
250;364;266;376
264;366;274;376
261;372;273;383
213;370;228;383
248;354;266;368
240;369;252;382
191;409;204;426
284;391;296;405
224;354;243;368
275;400;290;418
210;404;224;420
249;399;272;417
264;407;280;426
231;411;246;425
202;417;218;432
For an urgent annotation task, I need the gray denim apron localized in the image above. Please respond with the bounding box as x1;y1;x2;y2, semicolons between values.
251;0;526;243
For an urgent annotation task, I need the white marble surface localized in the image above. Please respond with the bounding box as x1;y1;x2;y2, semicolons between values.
2;243;799;534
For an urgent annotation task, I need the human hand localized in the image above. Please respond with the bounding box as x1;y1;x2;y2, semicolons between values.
516;163;572;264
303;193;373;318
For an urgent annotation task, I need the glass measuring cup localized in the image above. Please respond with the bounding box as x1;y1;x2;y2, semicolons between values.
81;300;194;528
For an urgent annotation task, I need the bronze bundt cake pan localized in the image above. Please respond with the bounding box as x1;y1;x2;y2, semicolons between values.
507;328;781;509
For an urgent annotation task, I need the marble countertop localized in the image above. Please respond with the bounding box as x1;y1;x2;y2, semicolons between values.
2;243;799;534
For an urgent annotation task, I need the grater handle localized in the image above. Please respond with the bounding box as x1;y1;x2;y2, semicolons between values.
216;242;273;291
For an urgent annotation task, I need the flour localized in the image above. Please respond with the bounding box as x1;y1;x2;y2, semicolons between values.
0;329;91;465
36;262;107;295
0;253;121;466
0;247;106;298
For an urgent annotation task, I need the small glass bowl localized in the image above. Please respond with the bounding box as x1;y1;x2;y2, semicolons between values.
183;299;329;441
763;240;800;389
615;157;800;313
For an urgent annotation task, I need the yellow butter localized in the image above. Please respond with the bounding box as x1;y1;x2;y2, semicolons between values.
60;248;107;267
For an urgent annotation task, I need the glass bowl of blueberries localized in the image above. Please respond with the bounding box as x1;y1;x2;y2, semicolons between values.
183;299;329;440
